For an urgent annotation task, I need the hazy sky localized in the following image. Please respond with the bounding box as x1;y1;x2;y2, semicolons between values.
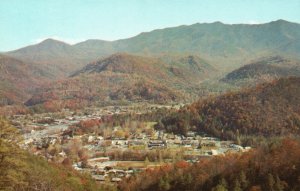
1;0;300;51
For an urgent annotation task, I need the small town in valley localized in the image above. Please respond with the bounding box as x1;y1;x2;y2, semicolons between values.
12;104;251;184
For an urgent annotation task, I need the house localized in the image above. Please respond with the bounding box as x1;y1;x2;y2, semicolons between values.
72;163;83;171
202;137;219;141
166;134;176;140
115;170;126;177
135;133;146;140
211;149;219;155
93;169;106;175
111;177;122;182
190;140;199;146
58;151;67;157
173;139;182;145
182;140;192;146
148;140;166;149
229;144;244;150
92;175;106;181
186;131;196;138
128;140;146;147
112;140;128;146
24;138;34;145
200;141;216;148
244;146;251;151
126;170;134;174
88;135;95;143
88;157;110;163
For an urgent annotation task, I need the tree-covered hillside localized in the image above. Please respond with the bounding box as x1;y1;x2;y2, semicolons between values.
0;117;113;191
222;56;300;86
0;54;54;106
25;53;216;112
157;77;300;144
119;138;300;191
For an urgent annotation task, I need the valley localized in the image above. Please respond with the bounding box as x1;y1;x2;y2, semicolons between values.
11;103;250;186
1;15;300;191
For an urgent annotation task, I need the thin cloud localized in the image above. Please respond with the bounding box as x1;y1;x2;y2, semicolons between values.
247;20;263;25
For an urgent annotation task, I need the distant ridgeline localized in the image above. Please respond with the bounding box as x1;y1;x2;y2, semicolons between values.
7;20;300;76
1;20;300;112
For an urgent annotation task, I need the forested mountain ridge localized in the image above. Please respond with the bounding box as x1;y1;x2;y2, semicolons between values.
157;77;300;143
6;39;90;77
2;20;299;111
222;55;300;86
6;20;300;77
25;53;216;111
71;53;172;77
0;54;54;106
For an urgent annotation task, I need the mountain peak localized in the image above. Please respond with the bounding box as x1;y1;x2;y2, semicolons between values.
212;21;224;25
275;19;289;23
38;38;70;46
269;19;294;25
71;53;162;77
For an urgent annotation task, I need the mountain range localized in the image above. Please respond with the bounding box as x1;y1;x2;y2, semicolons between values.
6;19;300;76
1;19;300;112
24;53;216;111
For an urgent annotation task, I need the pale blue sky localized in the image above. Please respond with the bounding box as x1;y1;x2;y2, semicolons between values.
1;0;300;51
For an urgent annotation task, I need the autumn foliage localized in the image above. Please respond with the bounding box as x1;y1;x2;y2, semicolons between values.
119;138;300;191
158;77;300;143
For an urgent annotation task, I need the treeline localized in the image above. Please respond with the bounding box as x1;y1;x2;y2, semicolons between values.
119;138;300;191
156;77;300;145
0;117;115;191
64;107;173;137
103;107;174;126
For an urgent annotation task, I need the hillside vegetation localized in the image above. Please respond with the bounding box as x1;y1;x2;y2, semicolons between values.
0;54;53;106
25;53;216;112
222;56;300;86
2;20;300;111
157;77;300;144
119;138;300;191
0;117;113;191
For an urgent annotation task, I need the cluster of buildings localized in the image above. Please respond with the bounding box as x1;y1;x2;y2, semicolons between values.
12;105;251;184
83;129;250;154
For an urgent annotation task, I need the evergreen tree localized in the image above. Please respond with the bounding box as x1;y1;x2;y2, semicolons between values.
159;150;163;164
236;129;241;145
145;156;150;166
185;173;193;185
0;117;27;190
212;178;228;191
233;179;242;191
212;184;228;191
266;173;275;191
239;171;249;189
274;175;284;191
159;175;171;191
